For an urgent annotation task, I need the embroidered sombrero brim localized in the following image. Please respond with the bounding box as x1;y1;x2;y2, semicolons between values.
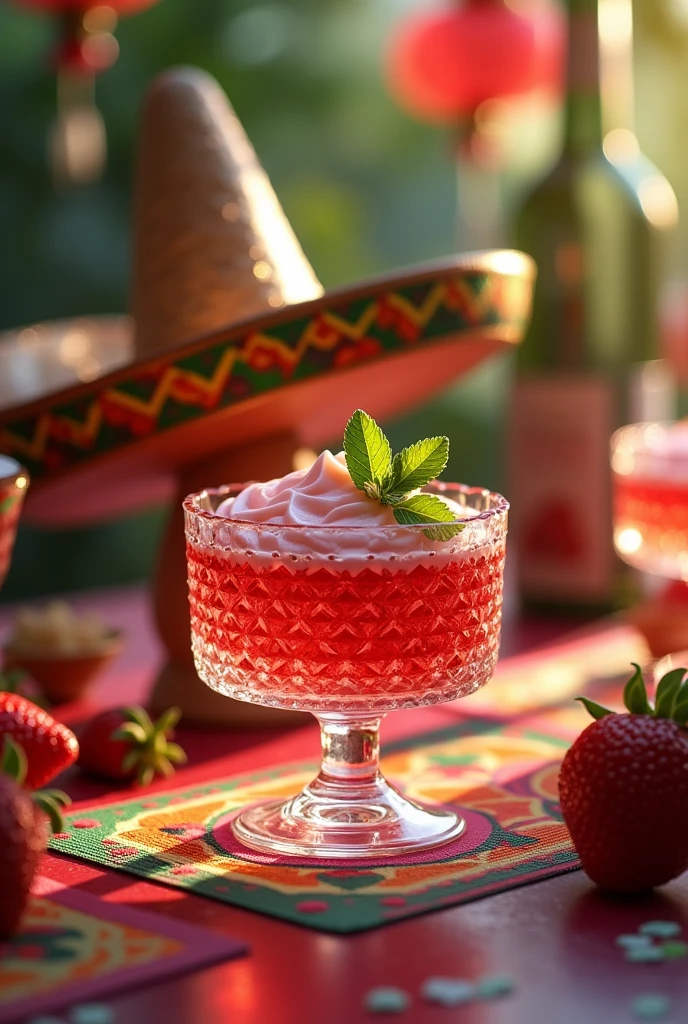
0;249;533;525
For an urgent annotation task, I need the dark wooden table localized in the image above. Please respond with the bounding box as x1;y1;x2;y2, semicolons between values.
4;585;687;1024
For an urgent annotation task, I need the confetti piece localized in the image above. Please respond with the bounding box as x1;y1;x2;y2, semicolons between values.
625;948;665;964
421;977;475;1006
639;922;682;939
70;1004;116;1024
631;993;672;1021
476;975;514;999
616;935;655;949
661;940;688;959
364;988;410;1014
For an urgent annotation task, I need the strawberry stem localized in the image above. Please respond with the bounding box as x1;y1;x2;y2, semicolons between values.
111;705;187;786
577;663;688;726
1;736;70;833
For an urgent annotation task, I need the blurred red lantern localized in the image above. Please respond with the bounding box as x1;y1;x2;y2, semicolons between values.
11;0;163;182
16;0;158;10
12;0;161;74
385;0;564;124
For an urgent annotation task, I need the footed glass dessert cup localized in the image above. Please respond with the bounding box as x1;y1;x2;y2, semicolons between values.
184;482;508;859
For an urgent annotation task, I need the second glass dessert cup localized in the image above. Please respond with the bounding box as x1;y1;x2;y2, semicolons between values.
611;422;688;580
184;483;508;859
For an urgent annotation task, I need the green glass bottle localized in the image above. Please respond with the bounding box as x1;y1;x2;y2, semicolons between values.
508;0;678;614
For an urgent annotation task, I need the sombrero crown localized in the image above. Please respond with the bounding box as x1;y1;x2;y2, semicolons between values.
0;67;535;526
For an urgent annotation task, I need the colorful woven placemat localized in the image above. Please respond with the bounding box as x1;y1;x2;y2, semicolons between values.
49;627;646;934
0;880;245;1023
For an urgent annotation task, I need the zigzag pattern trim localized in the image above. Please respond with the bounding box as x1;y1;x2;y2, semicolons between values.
0;275;523;473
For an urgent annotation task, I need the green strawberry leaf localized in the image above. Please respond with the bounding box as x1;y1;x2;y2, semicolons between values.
112;705;188;784
166;743;188;765
112;723;148;744
671;679;688;725
623;663;653;715
153;706;182;737
392;494;465;541
385;436;450;500
654;667;687;719
0;735;27;785
121;749;141;775
673;702;688;726
575;696;614;720
343;409;393;495
122;706;154;732
156;756;175;777
33;789;70;835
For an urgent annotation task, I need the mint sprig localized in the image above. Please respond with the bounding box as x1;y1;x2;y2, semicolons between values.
342;409;464;541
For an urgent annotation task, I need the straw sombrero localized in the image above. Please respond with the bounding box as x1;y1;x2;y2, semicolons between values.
0;67;535;723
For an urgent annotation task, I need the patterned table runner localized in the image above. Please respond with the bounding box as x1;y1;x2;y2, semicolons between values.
0;879;245;1023
50;625;646;933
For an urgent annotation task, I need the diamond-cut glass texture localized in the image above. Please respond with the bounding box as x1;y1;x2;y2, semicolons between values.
185;491;507;714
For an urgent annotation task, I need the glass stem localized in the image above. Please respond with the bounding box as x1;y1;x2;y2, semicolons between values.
315;713;383;788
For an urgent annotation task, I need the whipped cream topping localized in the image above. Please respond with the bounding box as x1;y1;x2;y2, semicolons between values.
210;450;485;574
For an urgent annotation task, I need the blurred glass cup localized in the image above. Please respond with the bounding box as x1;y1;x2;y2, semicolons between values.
0;456;29;590
653;650;688;688
611;421;688;581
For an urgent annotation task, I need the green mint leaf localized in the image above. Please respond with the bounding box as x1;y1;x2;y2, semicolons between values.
654;667;686;719
386;436;450;498
623;663;652;715
343;409;393;493
575;696;614;721
392;494;465;542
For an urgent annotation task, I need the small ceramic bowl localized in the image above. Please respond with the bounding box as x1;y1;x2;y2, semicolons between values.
3;630;124;704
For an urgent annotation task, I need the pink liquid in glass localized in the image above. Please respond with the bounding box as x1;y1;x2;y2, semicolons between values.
612;423;688;579
187;548;505;713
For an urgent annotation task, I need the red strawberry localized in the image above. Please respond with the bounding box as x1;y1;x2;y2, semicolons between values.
0;693;79;789
0;736;70;938
559;663;688;892
79;706;187;786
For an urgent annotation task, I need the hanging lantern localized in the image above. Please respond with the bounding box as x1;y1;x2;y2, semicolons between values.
12;0;163;184
385;0;564;161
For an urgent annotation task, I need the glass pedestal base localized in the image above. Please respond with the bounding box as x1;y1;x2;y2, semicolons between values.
232;771;465;859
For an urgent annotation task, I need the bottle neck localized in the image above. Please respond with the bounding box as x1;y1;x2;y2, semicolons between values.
562;0;635;156
563;0;603;155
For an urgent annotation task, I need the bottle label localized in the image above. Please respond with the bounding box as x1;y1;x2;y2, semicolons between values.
507;375;616;602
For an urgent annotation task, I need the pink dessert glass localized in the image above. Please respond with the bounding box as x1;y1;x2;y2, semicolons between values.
0;456;29;590
611;422;688;580
184;482;508;859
